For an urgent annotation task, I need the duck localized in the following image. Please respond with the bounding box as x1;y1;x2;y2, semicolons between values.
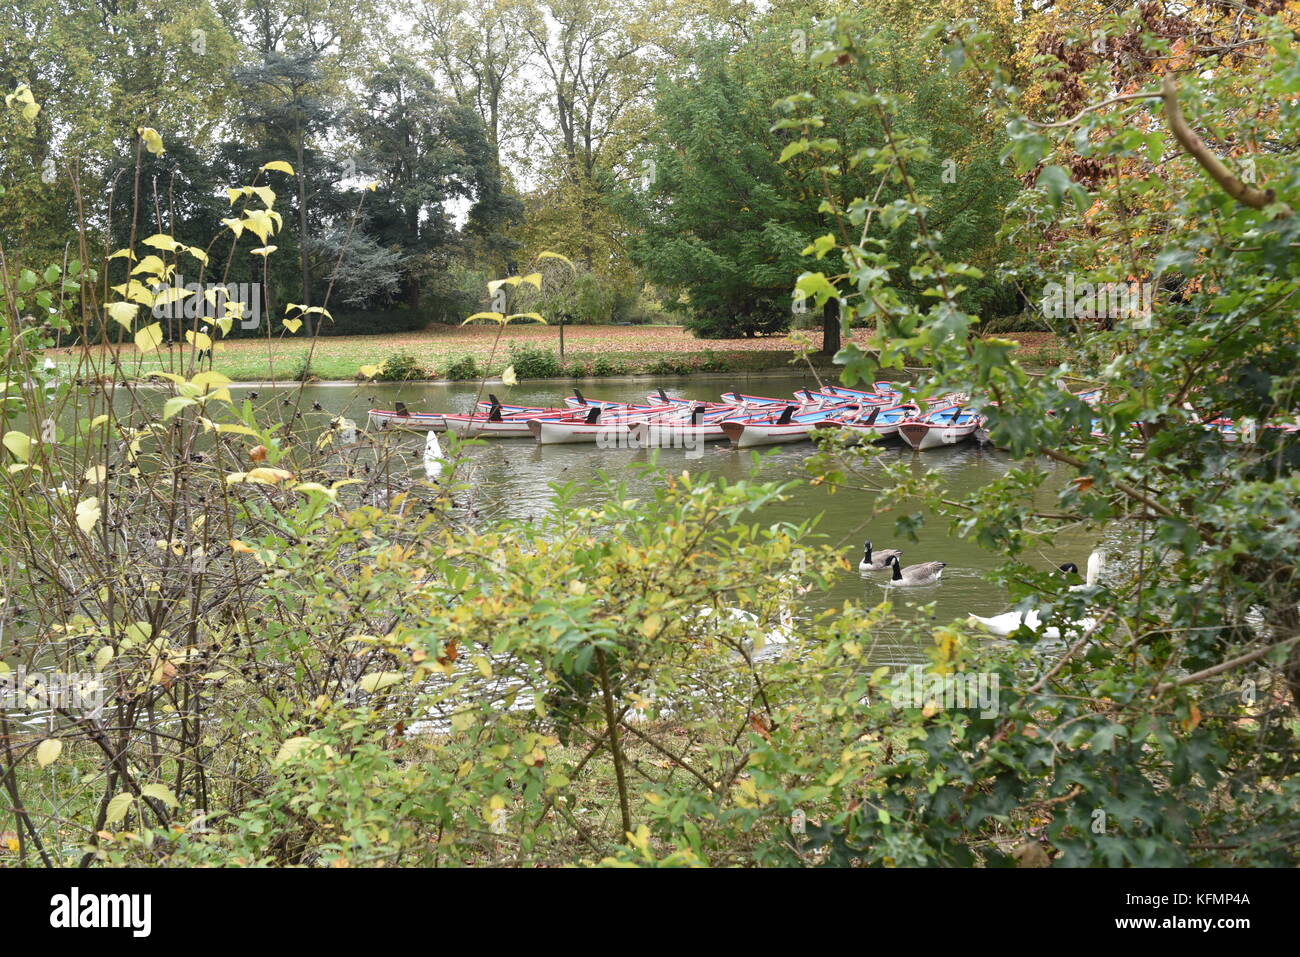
858;540;902;572
886;554;945;586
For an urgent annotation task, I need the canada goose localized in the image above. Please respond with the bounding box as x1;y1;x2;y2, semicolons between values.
887;554;945;586
1067;551;1104;592
859;540;902;572
423;431;444;481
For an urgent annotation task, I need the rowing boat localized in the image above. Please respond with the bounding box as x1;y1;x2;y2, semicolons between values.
720;404;855;448
528;403;687;445
897;405;985;450
813;403;922;442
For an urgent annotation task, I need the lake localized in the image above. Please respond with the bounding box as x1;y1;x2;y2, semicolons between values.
251;373;1120;665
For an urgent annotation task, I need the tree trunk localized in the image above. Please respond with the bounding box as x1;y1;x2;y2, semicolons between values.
821;297;841;357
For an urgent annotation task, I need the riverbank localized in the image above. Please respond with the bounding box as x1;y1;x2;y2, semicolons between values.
49;324;1064;383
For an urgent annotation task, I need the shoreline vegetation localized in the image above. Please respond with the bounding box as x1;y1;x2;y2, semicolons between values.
50;324;1064;383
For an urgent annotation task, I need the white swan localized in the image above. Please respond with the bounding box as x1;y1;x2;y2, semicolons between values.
967;608;1096;639
423;430;445;481
969;553;1104;636
1068;550;1105;591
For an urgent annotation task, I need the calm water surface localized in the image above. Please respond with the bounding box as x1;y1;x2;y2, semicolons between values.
232;373;1126;655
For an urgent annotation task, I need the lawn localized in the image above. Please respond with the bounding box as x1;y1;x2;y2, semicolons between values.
49;323;1063;383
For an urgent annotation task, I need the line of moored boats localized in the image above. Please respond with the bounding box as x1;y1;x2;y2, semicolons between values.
368;381;987;451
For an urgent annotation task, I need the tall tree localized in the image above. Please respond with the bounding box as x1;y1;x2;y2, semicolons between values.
627;11;1017;347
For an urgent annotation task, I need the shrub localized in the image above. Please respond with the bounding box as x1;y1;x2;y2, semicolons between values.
507;343;563;379
591;355;630;377
443;354;480;380
644;356;695;376
697;350;732;373
376;350;427;381
685;301;789;339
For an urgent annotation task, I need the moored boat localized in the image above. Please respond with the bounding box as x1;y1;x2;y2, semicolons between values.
720;404;854;448
897;406;985;451
813;403;921;443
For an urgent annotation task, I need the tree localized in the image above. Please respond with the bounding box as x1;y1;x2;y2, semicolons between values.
626;9;1016;347
349;57;506;308
791;8;1300;863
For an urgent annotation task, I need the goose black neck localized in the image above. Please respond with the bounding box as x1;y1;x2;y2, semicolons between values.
890;557;902;581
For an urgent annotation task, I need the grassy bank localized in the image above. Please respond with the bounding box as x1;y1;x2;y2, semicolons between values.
49;324;1065;383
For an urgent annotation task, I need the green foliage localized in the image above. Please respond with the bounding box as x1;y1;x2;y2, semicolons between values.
591;355;630;377
625;10;1017;340
783;11;1300;864
443;353;481;380
376;349;427;381
507;343;563;379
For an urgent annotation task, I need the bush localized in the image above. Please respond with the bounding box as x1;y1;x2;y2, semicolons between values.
591;355;630;377
443;354;480;380
697;350;732;373
644;356;695;376
376;350;427;381
507;344;563;379
685;301;789;339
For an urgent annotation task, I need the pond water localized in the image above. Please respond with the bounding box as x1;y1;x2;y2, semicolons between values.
240;373;1121;662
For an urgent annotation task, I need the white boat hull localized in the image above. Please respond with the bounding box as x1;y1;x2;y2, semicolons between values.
720;421;814;448
442;416;539;437
898;421;980;450
626;421;729;445
368;410;446;432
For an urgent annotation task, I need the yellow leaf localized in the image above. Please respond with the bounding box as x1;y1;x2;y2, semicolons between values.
104;302;139;330
282;317;302;333
134;323;163;353
105;792;134;824
251;245;277;256
261;160;295;175
358;672;405;693
140;783;179;809
501;365;518;386
506;313;547;324
36;739;62;768
130;255;168;277
75;497;101;533
273;737;315;767
141;233;180;251
3;431;32;462
519;272;543;289
185;330;213;351
358;364;381;378
461;312;505;325
137;127;165;156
